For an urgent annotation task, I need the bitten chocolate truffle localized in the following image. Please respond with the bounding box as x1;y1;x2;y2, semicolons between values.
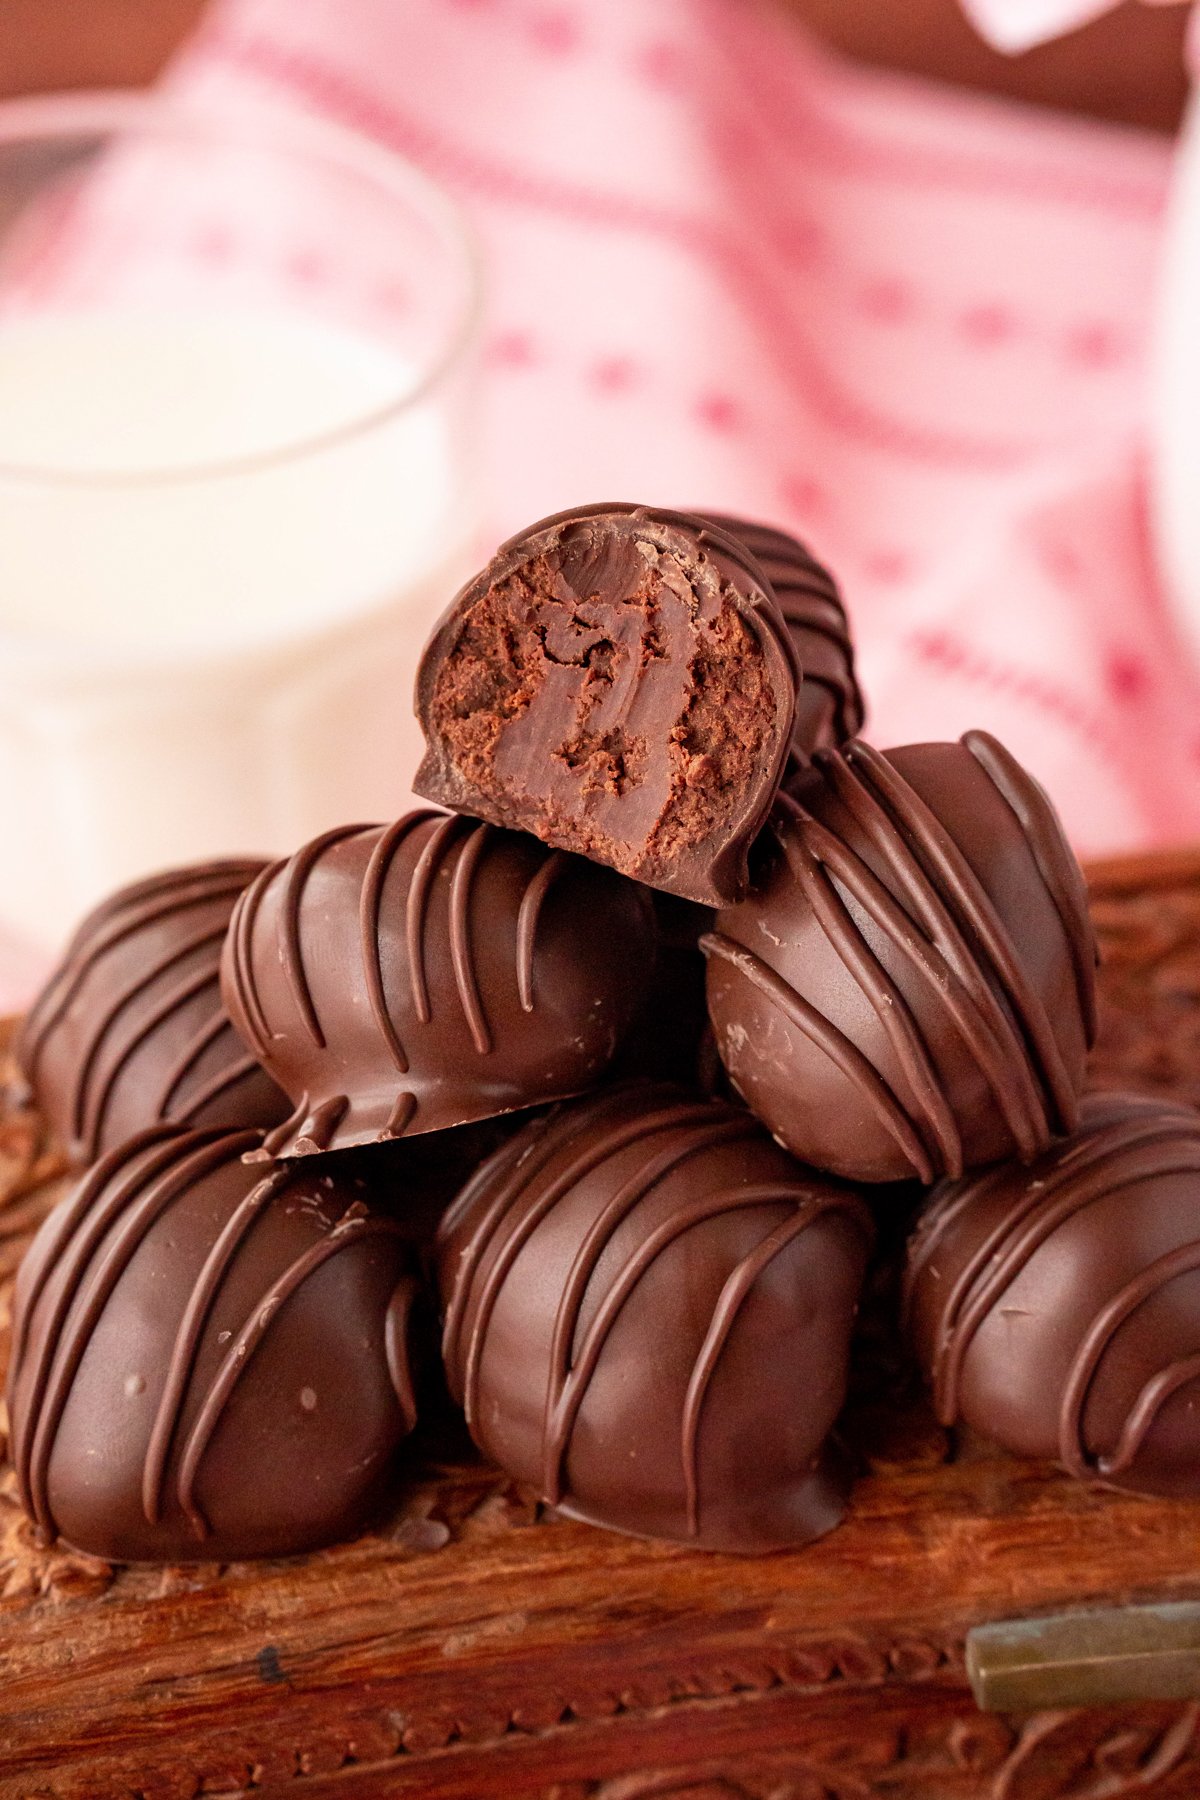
702;514;864;765
905;1092;1200;1498
220;811;655;1159
703;732;1096;1184
413;504;800;907
14;861;288;1164
7;1125;423;1562
436;1084;874;1554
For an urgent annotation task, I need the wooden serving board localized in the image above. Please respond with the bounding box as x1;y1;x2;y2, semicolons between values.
3;848;1200;1800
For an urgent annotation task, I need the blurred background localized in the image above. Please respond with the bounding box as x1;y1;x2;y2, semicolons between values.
0;1;1189;128
2;0;1200;997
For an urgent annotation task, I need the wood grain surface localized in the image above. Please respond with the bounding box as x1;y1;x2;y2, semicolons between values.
3;849;1200;1800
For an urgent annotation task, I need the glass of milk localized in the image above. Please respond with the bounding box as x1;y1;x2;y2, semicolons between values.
0;91;482;952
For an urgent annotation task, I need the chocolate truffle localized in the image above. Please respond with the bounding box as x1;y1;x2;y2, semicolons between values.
436;1084;874;1553
702;514;864;763
220;811;655;1159
703;732;1096;1184
7;1125;423;1562
905;1091;1200;1498
413;504;800;907
14;862;289;1164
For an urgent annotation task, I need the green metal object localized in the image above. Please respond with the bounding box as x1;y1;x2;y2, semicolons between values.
968;1601;1200;1711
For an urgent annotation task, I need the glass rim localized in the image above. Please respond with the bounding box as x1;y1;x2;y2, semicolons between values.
0;87;484;489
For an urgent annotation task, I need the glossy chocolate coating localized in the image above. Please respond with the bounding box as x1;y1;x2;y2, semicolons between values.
7;1126;422;1562
413;504;800;907
704;733;1096;1184
436;1084;874;1554
701;514;864;764
14;862;289;1164
905;1091;1200;1498
220;811;655;1160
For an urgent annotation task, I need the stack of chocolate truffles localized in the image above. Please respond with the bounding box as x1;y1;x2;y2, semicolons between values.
12;501;1200;1569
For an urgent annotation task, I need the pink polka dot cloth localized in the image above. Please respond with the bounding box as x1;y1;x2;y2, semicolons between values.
4;0;1200;1013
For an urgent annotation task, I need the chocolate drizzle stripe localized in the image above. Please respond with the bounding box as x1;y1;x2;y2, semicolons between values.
783;781;1049;1170
965;729;1098;1046
924;1118;1200;1423
453;1102;719;1426
227;860;285;1059
698;515;862;738
779;816;961;1178
757;567;847;631
293;1094;350;1154
792;677;857;754
903;1109;1145;1299
936;1134;1200;1423
385;1276;421;1428
542;1184;823;1508
901;1157;1033;1329
1103;1351;1200;1480
360;819;416;1075
449;824;494;1056
848;740;1078;1141
1059;1237;1200;1479
61;921;228;1141
540;1116;758;1495
23;1133;244;1538
770;582;856;696
152;1012;228;1120
279;825;374;1050
248;1092;310;1163
76;964;222;1161
516;853;566;1013
807;758;1051;1159
78;861;263;922
407;814;468;1025
438;1109;562;1288
705;518;837;595
680;1199;853;1536
358;814;440;1075
813;752;1043;1137
16;871;257;1080
383;1091;418;1139
225;882;255;1057
141;1163;293;1524
175;1211;406;1538
169;1047;262;1128
700;931;935;1181
8;1127;183;1428
778;594;853;648
42;861;262;959
769;558;845;608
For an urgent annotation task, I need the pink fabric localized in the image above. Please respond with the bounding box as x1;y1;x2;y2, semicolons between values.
5;0;1200;1009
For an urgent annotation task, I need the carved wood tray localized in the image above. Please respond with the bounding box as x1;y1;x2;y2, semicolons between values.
3;847;1200;1800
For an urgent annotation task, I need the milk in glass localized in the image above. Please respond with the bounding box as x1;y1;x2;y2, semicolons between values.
0;307;473;946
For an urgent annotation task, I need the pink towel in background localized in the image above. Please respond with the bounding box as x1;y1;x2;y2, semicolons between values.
166;0;1200;847
4;0;1200;1010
